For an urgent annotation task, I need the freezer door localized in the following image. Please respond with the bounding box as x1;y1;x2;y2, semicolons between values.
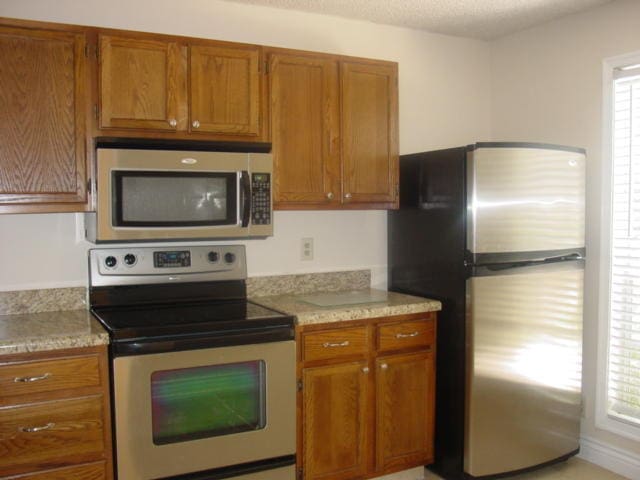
465;260;583;477
467;145;585;259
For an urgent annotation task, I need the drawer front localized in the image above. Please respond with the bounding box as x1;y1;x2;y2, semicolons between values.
0;396;105;475
3;461;106;480
377;319;435;353
302;326;369;362
0;355;101;401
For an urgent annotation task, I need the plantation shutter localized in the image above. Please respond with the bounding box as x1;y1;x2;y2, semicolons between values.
609;65;640;424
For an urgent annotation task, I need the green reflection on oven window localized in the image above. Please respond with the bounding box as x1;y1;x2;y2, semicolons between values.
151;360;266;445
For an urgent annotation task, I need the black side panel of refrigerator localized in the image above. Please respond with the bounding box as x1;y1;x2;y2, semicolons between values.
388;147;468;480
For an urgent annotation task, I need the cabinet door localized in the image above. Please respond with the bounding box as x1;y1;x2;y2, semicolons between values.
189;45;261;136
99;35;185;131
341;61;398;207
0;26;87;212
376;351;434;473
302;361;370;480
269;52;340;208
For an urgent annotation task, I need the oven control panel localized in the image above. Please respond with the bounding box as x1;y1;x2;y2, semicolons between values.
89;245;247;287
154;250;191;268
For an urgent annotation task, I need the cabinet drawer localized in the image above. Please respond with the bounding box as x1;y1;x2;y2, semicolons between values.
377;320;434;353
0;355;101;401
3;461;106;480
302;326;369;362
0;396;105;475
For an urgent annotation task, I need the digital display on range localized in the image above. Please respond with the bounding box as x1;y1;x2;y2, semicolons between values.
154;251;191;268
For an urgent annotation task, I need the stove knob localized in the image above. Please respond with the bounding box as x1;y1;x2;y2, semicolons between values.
124;254;137;266
224;252;236;264
208;251;219;263
105;256;117;268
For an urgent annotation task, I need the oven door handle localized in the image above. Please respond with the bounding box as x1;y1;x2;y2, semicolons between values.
240;170;251;228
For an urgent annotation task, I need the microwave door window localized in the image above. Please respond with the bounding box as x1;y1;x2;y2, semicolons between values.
114;172;238;227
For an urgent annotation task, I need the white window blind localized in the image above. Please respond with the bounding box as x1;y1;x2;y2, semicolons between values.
609;67;640;424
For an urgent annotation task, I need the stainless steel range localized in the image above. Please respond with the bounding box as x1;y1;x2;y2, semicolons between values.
88;245;296;480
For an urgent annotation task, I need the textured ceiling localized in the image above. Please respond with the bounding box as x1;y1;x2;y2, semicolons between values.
222;0;613;39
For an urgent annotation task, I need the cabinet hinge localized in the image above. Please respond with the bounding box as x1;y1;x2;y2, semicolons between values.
84;43;89;57
297;379;303;392
94;104;99;121
297;467;304;480
86;179;92;195
395;183;399;198
264;60;270;74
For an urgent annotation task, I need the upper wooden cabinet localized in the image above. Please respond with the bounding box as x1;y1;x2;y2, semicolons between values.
99;36;185;131
341;61;398;206
0;23;88;213
97;34;267;141
268;50;399;210
190;45;261;136
269;52;341;208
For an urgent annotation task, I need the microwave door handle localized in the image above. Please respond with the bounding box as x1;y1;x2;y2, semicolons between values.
240;171;251;227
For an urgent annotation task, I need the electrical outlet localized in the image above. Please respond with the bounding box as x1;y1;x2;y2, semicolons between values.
301;237;314;261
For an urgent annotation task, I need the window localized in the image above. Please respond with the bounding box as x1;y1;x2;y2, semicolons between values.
599;54;640;438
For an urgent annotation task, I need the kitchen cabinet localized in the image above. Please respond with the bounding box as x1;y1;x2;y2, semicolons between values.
0;21;89;214
268;50;398;210
98;33;267;142
297;313;435;480
0;346;113;479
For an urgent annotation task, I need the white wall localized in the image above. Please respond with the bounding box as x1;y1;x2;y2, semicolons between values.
490;0;640;460
0;0;491;291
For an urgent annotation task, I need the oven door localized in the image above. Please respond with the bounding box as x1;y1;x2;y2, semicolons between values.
112;340;295;480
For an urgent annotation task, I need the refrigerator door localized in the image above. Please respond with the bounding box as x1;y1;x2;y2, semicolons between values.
467;144;585;263
465;259;583;478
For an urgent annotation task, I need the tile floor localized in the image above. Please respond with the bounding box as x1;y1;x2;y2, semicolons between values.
372;458;630;480
422;458;629;480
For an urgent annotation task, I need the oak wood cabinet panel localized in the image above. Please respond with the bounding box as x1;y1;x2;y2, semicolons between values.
3;461;106;480
269;49;399;211
301;326;369;362
302;361;370;480
375;351;435;473
96;31;267;142
99;35;185;131
0;346;113;480
0;23;88;213
268;51;341;207
341;61;398;207
190;44;261;136
297;312;436;480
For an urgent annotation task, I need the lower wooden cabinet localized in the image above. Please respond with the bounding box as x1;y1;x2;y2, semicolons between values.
0;346;113;479
297;313;436;480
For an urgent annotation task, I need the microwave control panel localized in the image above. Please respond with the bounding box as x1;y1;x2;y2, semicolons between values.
251;173;271;225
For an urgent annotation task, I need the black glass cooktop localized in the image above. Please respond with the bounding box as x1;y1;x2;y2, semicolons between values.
91;300;294;353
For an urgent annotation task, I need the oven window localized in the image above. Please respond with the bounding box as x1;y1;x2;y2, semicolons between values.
151;360;266;445
113;171;237;227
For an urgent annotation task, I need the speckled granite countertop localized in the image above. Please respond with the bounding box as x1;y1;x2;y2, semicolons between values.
0;310;109;355
251;289;441;325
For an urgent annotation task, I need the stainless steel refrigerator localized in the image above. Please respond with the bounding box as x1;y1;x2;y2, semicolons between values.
388;142;585;479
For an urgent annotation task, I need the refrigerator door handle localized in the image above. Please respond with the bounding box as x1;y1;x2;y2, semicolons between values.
483;252;584;272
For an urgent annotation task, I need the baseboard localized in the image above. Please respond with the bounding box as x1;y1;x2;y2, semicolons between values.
579;435;640;479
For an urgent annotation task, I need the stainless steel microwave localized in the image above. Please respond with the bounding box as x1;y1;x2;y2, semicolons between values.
85;148;273;243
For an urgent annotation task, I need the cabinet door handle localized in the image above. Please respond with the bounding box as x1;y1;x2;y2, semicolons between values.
168;118;177;127
14;373;51;383
322;340;350;348
395;331;420;339
344;193;352;200
326;192;334;200
380;363;388;370
362;367;369;374
192;120;200;129
19;422;55;433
